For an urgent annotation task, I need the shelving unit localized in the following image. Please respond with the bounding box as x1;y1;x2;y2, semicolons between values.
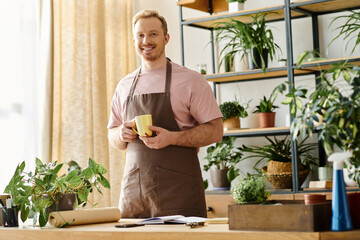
178;0;360;193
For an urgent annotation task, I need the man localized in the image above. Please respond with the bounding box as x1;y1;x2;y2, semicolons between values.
108;9;223;218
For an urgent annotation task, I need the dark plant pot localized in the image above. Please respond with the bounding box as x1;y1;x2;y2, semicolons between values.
257;112;275;128
47;193;77;213
248;48;268;70
347;192;360;229
210;168;230;190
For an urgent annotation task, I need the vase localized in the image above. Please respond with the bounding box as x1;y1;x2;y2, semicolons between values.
228;2;244;12
248;48;268;70
47;193;77;213
257;112;275;128
210;168;230;190
223;117;240;130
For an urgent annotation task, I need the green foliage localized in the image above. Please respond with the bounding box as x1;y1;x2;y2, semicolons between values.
214;12;281;73
231;173;271;204
239;136;318;172
4;158;110;227
253;83;286;113
297;49;326;67
329;10;360;55
282;62;360;185
204;136;243;183
219;100;249;120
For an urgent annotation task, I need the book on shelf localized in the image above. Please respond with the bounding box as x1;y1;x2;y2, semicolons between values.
137;215;206;225
308;180;333;189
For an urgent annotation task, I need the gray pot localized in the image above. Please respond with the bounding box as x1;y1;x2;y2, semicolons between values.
47;193;77;213
210;168;230;190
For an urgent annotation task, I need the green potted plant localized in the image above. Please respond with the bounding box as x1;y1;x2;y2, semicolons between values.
204;136;243;190
329;10;360;55
239;136;318;189
219;100;249;130
253;83;286;128
214;12;281;73
297;49;326;67
231;173;271;204
4;158;110;227
282;61;360;186
227;0;246;12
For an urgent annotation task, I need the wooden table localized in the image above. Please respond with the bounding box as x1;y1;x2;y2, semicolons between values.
0;219;359;240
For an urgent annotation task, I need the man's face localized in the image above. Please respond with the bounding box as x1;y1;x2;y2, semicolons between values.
133;17;169;62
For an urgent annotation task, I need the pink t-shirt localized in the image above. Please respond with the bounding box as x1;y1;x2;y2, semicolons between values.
107;62;222;130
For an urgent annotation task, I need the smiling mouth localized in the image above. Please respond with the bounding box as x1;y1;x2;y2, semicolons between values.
142;46;155;53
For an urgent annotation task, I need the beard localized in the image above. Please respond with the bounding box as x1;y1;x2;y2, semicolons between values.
138;44;165;62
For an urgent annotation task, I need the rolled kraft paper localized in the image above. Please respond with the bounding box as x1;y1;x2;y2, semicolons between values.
49;207;121;227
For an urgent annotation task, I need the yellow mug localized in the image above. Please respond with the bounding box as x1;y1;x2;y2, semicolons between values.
132;114;152;137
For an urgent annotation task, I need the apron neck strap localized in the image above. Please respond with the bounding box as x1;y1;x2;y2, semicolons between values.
128;59;172;97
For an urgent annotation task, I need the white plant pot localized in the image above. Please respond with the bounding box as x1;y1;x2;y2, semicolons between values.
343;167;358;187
228;2;244;12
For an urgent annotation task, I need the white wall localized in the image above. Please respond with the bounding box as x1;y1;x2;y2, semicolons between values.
133;0;360;188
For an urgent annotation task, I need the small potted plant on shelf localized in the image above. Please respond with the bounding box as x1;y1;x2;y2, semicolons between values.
296;49;326;67
282;61;360;186
219;100;249;130
4;158;110;227
253;83;286;128
231;173;271;204
227;0;246;12
214;12;281;73
239;136;318;189
204;136;243;190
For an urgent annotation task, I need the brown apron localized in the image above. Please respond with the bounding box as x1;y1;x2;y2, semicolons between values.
119;60;206;218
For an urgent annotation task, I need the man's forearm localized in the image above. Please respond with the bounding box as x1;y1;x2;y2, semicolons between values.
108;126;127;150
171;118;223;147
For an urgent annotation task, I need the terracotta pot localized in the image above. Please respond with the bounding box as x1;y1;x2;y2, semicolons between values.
257;112;275;128
304;194;326;205
223;117;240;130
210;168;230;190
347;192;360;229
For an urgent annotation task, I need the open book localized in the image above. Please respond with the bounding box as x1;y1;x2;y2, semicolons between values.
137;215;206;225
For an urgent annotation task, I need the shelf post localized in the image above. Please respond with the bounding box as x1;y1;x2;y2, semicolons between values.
284;0;299;193
179;5;185;66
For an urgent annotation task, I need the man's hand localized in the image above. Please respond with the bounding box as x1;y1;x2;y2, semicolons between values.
120;121;137;143
139;125;173;149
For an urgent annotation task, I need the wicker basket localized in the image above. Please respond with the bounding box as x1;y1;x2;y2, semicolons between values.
262;166;310;189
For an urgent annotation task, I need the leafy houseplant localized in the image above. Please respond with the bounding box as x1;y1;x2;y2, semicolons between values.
297;49;326;67
329;10;360;55
214;12;281;73
219;100;249;129
231;173;271;204
253;83;286;128
4;158;110;227
204;136;243;188
282;62;360;185
239;136;318;189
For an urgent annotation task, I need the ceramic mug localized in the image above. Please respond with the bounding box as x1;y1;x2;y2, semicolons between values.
132;114;152;137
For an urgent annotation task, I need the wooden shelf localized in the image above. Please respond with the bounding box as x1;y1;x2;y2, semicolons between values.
177;0;228;13
291;0;360;14
205;67;313;83
223;127;290;137
181;6;303;28
298;56;360;71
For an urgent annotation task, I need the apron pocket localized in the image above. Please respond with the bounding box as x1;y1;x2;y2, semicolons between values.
157;166;198;211
120;168;145;216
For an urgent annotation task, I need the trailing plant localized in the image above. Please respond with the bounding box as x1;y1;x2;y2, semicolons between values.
4;158;110;227
214;12;281;73
239;136;318;173
253;83;286;113
329;10;360;55
204;136;243;183
219;100;249;121
231;173;271;204
281;61;360;185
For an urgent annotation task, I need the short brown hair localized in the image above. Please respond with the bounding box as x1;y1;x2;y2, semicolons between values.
133;9;168;35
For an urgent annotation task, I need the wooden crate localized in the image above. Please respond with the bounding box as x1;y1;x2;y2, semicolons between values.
229;200;331;232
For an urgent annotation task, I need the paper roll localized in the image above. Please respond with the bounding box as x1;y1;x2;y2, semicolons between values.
49;207;121;227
